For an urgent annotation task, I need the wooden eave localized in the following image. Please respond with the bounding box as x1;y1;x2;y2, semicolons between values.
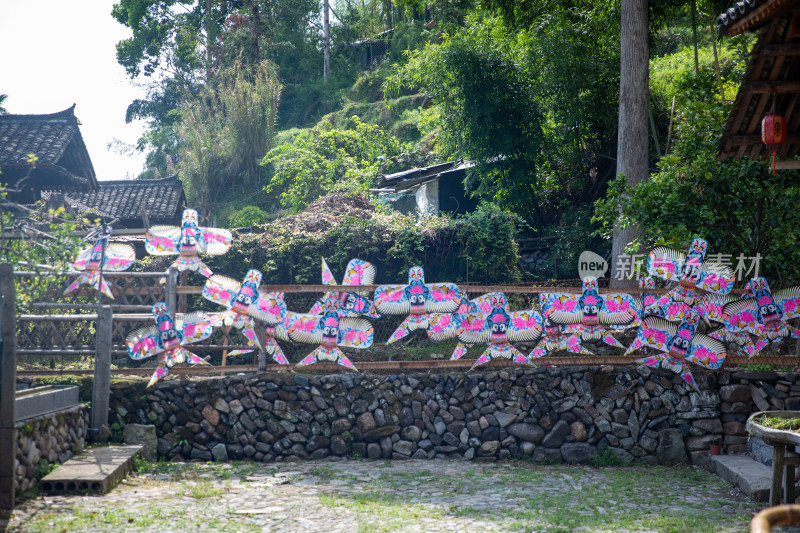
718;11;800;161
721;0;799;36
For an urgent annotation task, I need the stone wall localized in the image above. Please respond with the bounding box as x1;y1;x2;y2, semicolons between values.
15;405;88;494
94;365;772;467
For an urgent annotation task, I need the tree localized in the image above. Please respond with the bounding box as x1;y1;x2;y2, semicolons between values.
177;59;281;214
609;0;649;287
0;94;7;114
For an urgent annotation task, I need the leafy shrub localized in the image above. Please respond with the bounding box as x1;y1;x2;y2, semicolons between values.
191;194;524;285
228;205;271;228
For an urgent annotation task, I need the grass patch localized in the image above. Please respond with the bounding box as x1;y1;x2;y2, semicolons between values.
185;481;225;499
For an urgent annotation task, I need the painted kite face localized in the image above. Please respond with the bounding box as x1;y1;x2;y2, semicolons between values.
688;238;708;259
746;276;770;296
182;209;199;226
245;269;263;286
680;257;702;282
405;280;430;311
490;292;507;309
669;334;692;356
88;241;104;264
341;293;358;311
488;308;510;340
408;266;425;283
582;277;599;292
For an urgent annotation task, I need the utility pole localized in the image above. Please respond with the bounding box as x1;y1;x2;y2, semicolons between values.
323;0;330;84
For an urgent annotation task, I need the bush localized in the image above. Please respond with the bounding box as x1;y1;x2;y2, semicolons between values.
228;205;271;228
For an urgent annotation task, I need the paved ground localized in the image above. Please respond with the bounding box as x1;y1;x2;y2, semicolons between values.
5;459;762;532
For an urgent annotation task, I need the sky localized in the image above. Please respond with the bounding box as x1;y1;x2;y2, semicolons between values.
0;0;148;181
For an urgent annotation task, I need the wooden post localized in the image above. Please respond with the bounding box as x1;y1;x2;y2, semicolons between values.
0;264;17;509
179;270;188;313
254;324;267;374
90;305;112;442
166;267;177;314
773;444;786;506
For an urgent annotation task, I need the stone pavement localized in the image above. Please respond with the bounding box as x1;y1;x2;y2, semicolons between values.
6;459;759;532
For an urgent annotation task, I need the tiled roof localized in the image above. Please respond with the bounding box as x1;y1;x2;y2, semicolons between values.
376;161;473;191
42;177;186;222
716;0;794;36
0;104;96;188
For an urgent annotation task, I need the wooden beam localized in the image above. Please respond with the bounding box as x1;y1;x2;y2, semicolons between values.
0;264;16;510
763;43;800;56
728;134;800;146
750;80;800;93
775;159;800;169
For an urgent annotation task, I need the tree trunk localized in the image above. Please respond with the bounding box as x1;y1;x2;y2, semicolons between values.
323;0;330;84
609;0;649;288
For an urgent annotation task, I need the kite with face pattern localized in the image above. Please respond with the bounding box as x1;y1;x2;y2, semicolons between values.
285;296;374;371
308;258;379;318
647;238;734;306
453;292;542;369
624;307;726;390
145;208;232;278
428;293;496;360
374;266;461;343
535;277;637;354
203;269;291;364
125;302;215;387
721;277;800;356
64;225;135;299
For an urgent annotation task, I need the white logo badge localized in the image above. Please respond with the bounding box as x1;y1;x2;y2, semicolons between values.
578;251;608;279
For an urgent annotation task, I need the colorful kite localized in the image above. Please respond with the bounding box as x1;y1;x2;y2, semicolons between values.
624;307;726;390
428;293;495;360
125;302;215;387
203;269;291;364
374;266;461;342
64;225;135;299
536;276;637;354
309;258;379;318
145;208;232;277
453;292;542;369
647;237;735;305
285;296;374;371
722;276;800;356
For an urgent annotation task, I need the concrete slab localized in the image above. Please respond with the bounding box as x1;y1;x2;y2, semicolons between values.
40;445;143;494
711;454;772;502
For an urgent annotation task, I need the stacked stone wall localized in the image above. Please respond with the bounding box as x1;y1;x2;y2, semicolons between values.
14;405;88;493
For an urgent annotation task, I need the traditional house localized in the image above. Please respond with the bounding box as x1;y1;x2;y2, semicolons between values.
372;160;478;216
0;105;97;203
717;0;800;167
40;177;186;230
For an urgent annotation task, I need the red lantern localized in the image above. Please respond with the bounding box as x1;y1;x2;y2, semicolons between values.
762;114;786;174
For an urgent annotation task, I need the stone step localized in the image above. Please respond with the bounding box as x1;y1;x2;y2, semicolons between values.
711;454;772;502
40;445;143;494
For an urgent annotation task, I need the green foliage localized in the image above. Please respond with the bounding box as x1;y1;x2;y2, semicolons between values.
594;97;800;283
262;117;405;212
177;59;281;207
202;196;523;284
228;205;271;227
588;447;622;467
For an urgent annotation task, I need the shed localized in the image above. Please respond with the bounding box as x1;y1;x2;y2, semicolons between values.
717;0;800;166
0;105;97;202
372;160;478;216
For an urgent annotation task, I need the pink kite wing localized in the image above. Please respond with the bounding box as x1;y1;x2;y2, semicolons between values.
196;227;232;256
471;293;500;314
647;246;685;282
374;284;410;315
697;262;735;295
424;283;461;313
540;293;582;325
176;312;215;343
338;318;374;348
686;334;726;369
342;259;376;286
456;313;491;344
285;313;324;344
697;293;735;324
251;291;287;325
427;313;461;341
70;246;93;271
102;244;136;271
145;226;181;255
722;298;759;333
775;286;800;320
450;343;470;360
309;292;334;314
627;316;677;354
598;294;638;326
506;310;543;342
321;258;337;286
125;325;162;360
202;275;240;308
